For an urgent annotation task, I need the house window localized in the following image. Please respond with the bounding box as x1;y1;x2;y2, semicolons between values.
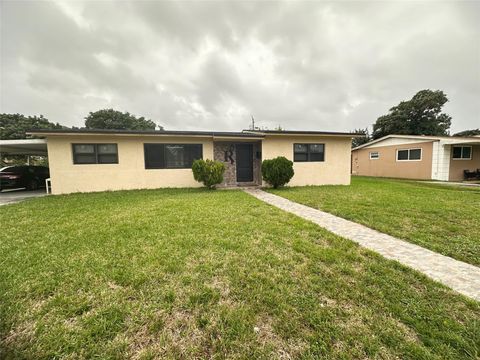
396;148;422;161
72;144;118;164
452;146;472;160
293;143;325;162
369;151;379;160
144;144;202;169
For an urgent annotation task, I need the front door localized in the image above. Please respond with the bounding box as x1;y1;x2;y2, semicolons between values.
236;144;253;182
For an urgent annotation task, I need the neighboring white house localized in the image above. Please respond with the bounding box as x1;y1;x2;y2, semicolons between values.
351;135;480;181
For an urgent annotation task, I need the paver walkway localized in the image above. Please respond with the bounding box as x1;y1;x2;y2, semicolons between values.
245;189;480;301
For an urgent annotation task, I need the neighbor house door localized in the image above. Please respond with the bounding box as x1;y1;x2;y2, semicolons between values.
236;144;253;182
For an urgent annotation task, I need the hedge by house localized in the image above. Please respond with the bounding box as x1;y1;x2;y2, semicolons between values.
192;159;226;189
261;156;294;188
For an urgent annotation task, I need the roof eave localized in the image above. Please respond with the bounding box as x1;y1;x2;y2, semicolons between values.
243;130;364;138
26;129;265;139
351;134;443;151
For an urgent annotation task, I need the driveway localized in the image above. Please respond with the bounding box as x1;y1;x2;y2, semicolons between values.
0;189;47;206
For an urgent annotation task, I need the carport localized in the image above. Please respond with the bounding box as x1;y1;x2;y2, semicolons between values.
0;139;50;197
0;138;48;159
448;138;480;181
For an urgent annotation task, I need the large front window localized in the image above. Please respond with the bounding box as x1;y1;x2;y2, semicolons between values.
144;144;203;169
293;143;325;162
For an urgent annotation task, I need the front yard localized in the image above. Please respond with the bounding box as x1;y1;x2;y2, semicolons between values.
269;177;480;267
1;189;479;359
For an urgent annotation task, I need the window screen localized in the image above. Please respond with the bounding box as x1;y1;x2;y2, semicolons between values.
309;144;325;161
452;146;472;159
293;143;325;162
72;144;118;164
97;144;118;164
73;144;96;164
452;146;462;159
166;145;185;168
409;149;421;160
397;150;409;160
463;146;472;159
397;148;421;161
369;151;379;159
293;144;308;162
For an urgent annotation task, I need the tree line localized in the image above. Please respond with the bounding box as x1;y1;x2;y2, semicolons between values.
0;109;163;140
351;89;479;148
1;90;479;144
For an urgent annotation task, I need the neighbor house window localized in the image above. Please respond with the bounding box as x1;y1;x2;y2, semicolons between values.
72;144;118;164
452;146;472;160
369;151;379;160
293;144;325;162
396;148;422;161
144;144;202;169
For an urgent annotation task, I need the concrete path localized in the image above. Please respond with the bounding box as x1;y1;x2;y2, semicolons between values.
422;181;480;188
245;189;480;301
0;189;46;206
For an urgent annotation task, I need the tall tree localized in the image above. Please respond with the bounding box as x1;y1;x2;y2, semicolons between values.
0;114;63;139
372;90;452;139
453;129;480;137
84;109;162;130
351;128;370;148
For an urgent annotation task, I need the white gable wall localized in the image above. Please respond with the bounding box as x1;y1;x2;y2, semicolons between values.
431;142;451;181
367;137;435;148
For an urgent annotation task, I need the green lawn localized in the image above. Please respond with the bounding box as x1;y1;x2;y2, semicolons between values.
268;177;480;267
1;189;479;359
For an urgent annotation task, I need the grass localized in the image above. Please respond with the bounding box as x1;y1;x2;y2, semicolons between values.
268;177;480;267
0;188;479;359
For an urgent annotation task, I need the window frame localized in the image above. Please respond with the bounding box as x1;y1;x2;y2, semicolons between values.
396;148;422;162
293;143;325;162
452;146;472;160
144;143;203;169
72;143;118;165
369;151;380;160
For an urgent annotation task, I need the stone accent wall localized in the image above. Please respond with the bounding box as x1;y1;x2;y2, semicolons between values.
252;142;262;185
213;142;262;187
214;142;237;186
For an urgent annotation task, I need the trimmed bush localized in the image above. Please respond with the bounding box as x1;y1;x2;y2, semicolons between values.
261;156;294;188
192;159;226;189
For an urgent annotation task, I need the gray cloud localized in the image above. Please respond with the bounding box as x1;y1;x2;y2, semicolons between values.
1;0;478;133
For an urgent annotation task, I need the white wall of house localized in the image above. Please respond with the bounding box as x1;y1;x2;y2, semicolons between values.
431;142;451;181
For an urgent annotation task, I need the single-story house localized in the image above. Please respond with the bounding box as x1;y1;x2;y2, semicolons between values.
351;134;480;181
25;129;360;195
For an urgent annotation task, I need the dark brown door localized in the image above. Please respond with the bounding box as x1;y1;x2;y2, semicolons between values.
236;144;253;182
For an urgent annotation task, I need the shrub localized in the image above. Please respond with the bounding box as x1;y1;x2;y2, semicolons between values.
192;159;226;189
261;156;294;188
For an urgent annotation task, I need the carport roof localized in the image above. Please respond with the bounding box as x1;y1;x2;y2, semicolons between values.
0;139;48;156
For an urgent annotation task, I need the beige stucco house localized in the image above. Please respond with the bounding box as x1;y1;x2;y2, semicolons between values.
27;129;358;195
351;135;480;181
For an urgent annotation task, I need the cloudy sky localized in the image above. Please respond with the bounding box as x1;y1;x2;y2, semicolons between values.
1;1;479;133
